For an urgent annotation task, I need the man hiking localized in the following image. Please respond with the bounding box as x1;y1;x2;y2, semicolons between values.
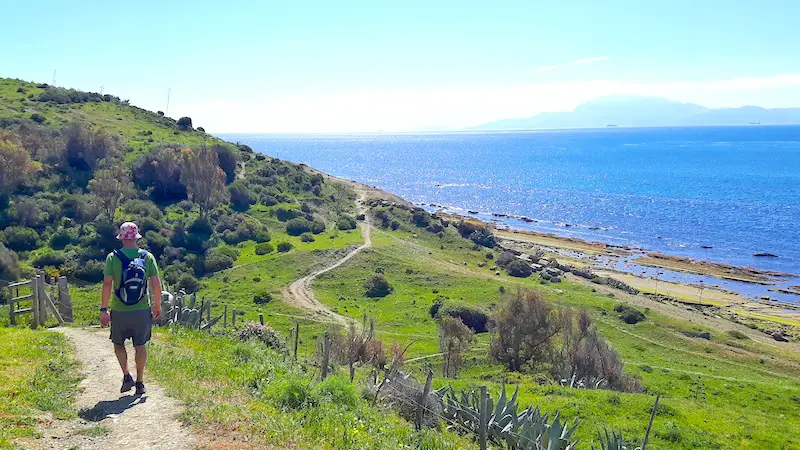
99;222;162;395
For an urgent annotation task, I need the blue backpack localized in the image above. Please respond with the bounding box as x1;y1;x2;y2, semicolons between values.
114;249;149;305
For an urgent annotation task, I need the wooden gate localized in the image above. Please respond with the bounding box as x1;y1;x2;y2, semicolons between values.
6;275;73;328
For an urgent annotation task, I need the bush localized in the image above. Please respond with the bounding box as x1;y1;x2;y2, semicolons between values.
255;242;274;255
310;220;326;234
469;228;496;248
285;218;312;236
496;251;516;267
440;304;489;333
50;229;74;249
336;216;357;230
261;195;278;206
390;221;400;230
614;304;646;324
277;242;293;253
30;113;46;123
203;251;234;273
176;274;200;293
34;251;67;268
364;273;393;297
228;181;252;208
268;377;313;409
727;329;749;340
300;233;315;243
0;243;21;280
506;259;533;278
490;290;561;372
2;226;38;251
176;116;193;130
253;290;272;304
72;259;105;282
485;252;494;260
275;207;300;222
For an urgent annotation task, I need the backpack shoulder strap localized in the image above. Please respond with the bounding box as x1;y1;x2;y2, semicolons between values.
137;249;149;259
114;249;132;266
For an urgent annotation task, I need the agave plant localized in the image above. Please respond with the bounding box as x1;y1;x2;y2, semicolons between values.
591;429;638;450
435;384;579;450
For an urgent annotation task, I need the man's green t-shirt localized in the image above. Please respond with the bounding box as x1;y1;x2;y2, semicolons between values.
103;248;159;312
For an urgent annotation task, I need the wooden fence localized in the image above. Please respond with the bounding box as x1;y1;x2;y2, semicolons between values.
6;275;73;328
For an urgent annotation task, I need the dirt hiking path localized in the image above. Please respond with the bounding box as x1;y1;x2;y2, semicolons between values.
27;327;194;450
282;194;372;326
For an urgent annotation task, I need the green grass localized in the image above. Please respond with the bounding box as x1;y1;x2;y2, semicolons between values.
311;220;800;449
0;328;81;449
147;328;471;449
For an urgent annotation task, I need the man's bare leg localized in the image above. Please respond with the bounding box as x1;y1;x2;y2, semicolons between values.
134;345;147;382
114;344;129;375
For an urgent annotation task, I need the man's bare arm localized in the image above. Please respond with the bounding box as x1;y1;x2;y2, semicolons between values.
101;275;113;309
150;276;162;318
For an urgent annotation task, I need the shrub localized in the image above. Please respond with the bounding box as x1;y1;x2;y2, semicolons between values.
228;181;252;208
238;322;285;351
30;113;46;123
261;195;278;206
2;226;38;251
176;116;193;130
277;242;293;253
496;251;516;267
72;259;105;282
268;377;313;409
50;229;74;249
469;228;496;248
0;243;21;280
390;221;400;230
255;242;274;255
176;274;200;293
439;316;475;377
440;304;489;333
614;304;646;324
253;290;272;304
313;375;359;409
506;259;533;278
310;220;326;234
34;251;67;268
490;290;561;372
336;216;357;230
364;273;393;297
300;233;315;243
196;127;205;133
285;218;312;236
203;251;234;273
275;207;300;222
485;252;494;260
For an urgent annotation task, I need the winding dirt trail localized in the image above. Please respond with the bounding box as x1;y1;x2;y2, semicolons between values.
27;327;194;450
281;194;372;326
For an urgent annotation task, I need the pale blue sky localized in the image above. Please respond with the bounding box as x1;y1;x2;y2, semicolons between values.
2;0;799;132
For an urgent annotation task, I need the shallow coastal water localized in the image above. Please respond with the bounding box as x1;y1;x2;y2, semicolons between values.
225;126;800;299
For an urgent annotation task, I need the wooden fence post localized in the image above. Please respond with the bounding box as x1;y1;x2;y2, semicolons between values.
206;299;212;322
294;322;300;360
7;286;14;326
321;333;330;380
57;277;74;323
31;277;39;329
641;394;660;450
258;313;264;325
478;386;488;450
231;309;236;327
416;369;434;431
37;276;49;325
223;304;228;329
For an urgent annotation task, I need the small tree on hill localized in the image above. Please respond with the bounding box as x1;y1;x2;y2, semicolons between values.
89;164;132;219
182;146;227;216
490;289;566;372
0;131;37;198
439;316;474;377
177;116;193;131
364;273;393;298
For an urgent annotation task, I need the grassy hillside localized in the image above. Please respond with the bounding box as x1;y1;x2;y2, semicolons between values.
1;77;799;449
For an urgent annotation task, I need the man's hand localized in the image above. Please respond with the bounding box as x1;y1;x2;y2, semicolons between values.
99;310;111;327
152;302;162;319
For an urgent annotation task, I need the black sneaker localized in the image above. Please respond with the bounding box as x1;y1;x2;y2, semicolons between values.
135;381;146;395
120;374;135;393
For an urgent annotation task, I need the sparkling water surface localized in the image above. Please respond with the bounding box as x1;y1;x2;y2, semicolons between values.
224;126;800;289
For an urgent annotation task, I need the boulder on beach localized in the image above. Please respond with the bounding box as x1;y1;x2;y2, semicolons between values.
772;332;789;342
753;252;778;257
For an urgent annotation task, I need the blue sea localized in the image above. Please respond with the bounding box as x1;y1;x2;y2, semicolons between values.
224;126;800;300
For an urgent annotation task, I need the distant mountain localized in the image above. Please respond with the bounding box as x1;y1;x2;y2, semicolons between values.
470;95;800;130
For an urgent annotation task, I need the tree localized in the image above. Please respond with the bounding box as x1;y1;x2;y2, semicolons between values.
364;273;393;298
181;146;227;216
89;164;132;219
214;144;238;183
0;243;21;281
64;122;119;171
176;116;193;130
0;131;36;198
490;289;566;372
439;316;474;377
